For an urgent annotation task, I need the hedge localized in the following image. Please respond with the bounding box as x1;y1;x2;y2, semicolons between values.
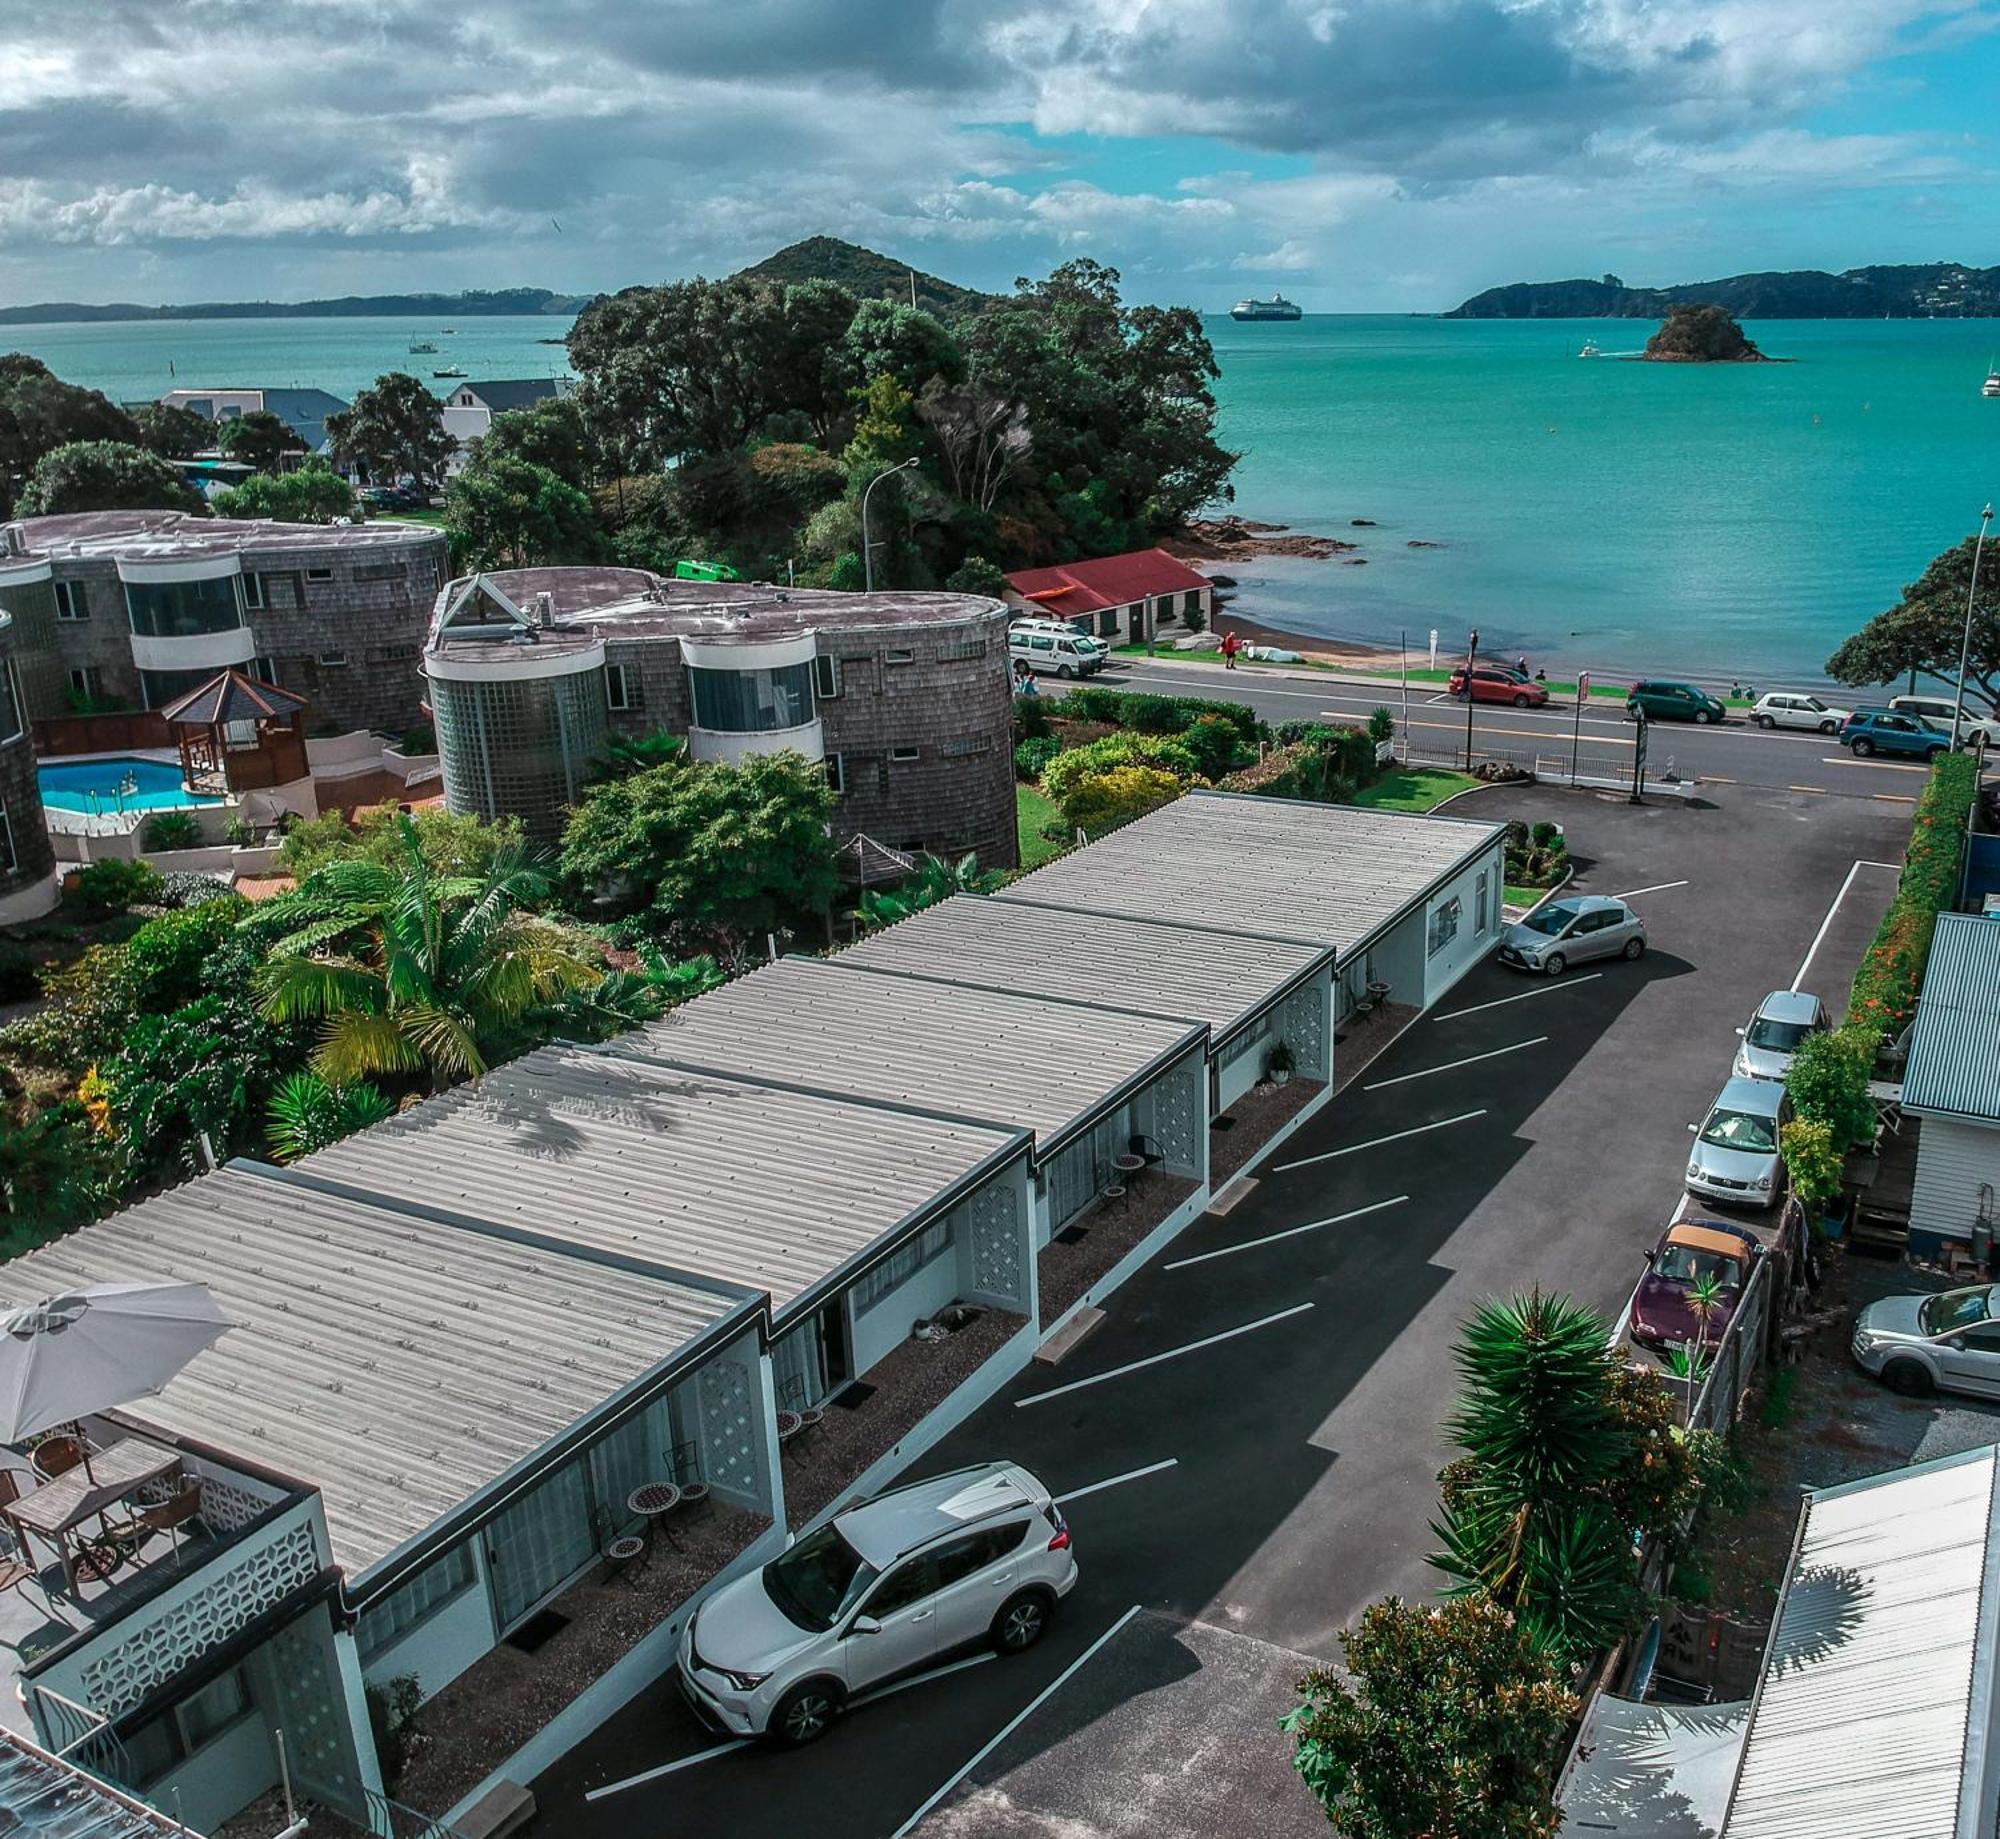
1846;751;1978;1033
1061;685;1264;745
1042;731;1205;802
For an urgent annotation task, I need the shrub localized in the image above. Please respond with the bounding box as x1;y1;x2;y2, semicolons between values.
1057;685;1263;745
1785;1026;1879;1151
1181;599;1206;634
1367;706;1395;745
142;811;206;853
1847;751;1978;1030
154;872;235;911
1242;724;1375;801
400;723;437;756
0;938;40;1003
1781;1118;1843;1218
1014;735;1062;782
65;858;164;914
1177;714;1254;779
1040;732;1204;802
1012;693;1053;741
223;814;254;847
1058;765;1185;837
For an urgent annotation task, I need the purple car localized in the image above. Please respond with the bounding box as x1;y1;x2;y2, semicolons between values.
1628;1220;1762;1351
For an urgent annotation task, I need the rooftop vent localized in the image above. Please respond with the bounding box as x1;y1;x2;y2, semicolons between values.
532;591;556;628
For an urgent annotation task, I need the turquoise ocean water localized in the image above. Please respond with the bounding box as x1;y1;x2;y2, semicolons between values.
6;310;1999;677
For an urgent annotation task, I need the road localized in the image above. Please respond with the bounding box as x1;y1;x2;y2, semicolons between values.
530;777;1910;1838
1072;658;1930;806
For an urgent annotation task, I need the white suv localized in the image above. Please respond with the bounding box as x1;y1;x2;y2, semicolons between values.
678;1462;1076;1746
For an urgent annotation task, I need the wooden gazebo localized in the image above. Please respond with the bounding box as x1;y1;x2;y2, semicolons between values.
159;670;311;795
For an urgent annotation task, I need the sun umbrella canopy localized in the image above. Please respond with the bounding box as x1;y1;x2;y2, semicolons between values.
0;1282;232;1445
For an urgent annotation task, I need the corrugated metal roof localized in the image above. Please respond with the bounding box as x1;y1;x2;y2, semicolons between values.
1723;1444;2000;1839
297;1044;1026;1322
628;955;1202;1153
997;791;1503;959
0;1167;737;1579
1901;914;2000;1123
837;894;1330;1040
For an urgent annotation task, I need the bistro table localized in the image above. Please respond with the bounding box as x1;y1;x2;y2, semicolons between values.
627;1481;683;1550
5;1439;182;1592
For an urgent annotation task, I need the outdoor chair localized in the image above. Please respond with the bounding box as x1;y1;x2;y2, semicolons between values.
30;1436;83;1480
589;1506;647;1588
0;1553;45;1627
667;1441;712;1519
777;1374;826;1439
1128;1134;1165;1170
101;1481;207;1569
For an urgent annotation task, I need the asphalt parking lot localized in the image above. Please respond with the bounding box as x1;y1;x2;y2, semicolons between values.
530;778;1911;1839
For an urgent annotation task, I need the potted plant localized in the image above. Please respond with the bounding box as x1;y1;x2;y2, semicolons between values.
1266;1041;1296;1088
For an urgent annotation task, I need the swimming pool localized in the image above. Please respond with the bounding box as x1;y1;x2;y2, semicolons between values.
37;755;223;815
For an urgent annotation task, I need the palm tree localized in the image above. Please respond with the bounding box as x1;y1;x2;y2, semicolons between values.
257;815;603;1088
265;1072;394;1163
1676;1271;1728;1425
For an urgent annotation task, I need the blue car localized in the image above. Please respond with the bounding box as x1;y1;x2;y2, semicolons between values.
1839;709;1950;761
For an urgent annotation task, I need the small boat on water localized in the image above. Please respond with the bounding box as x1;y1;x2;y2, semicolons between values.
1984;364;2000;399
1578;340;1602;358
408;339;437;354
433;365;468;379
1230;294;1303;322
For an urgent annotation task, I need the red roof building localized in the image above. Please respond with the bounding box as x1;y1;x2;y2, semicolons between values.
1003;549;1213;645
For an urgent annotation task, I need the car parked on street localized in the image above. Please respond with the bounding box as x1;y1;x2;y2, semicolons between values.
1888;694;2000;748
1627;1220;1764;1353
1497;894;1646;976
1748;692;1850;734
1852;1284;2000;1398
1448;665;1549;708
1686;1076;1789;1209
678;1462;1076;1746
1838;709;1950;761
1628;680;1727;724
1733;989;1829;1082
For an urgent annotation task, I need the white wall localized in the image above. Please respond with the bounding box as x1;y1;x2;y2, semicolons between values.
1421;843;1505;1007
1910;1117;2000;1256
360;1541;499;1703
849;1241;963;1376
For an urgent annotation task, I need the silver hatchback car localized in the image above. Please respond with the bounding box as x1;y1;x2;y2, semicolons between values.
1686;1075;1789;1209
679;1461;1076;1746
1733;989;1828;1082
1853;1285;2000;1398
1498;895;1647;977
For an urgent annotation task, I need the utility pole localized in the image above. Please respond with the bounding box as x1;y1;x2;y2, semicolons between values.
861;457;918;593
1951;503;1994;745
1463;628;1480;772
1571;669;1590;784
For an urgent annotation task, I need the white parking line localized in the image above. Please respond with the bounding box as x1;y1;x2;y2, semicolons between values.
1056;1459;1179;1504
1016;1305;1315;1407
1275;1109;1486;1170
586;1740;751;1799
1792;858;1899;991
1363;1037;1547;1090
1615;879;1689;898
892;1606;1144;1838
1164;1196;1408;1270
1432;979;1599;1022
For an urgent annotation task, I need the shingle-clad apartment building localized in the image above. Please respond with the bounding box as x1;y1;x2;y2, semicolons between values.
0;512;448;735
423;567;1020;862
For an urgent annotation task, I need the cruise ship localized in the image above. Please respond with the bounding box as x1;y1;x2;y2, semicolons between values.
1230;294;1303;322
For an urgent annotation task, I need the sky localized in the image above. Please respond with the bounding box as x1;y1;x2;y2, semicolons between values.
2;0;1997;313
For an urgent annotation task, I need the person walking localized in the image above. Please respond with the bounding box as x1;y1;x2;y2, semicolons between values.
1221;628;1244;670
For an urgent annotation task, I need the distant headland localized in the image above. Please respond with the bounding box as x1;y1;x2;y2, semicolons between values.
1448;262;2000;320
0;287;594;326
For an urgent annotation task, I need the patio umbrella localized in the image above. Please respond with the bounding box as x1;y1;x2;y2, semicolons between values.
0;1283;231;1461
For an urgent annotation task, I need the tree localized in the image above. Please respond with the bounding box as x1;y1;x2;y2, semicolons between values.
1827;533;2000;711
0;357;142;510
216;409;303;475
258;815;604;1087
917;382;1028;515
1429;1292;1642;1664
265;1072;395;1163
842;373;922;472
1283;1594;1576;1839
132;401;216;461
842;298;965;398
213;461;354;523
17;441;205;516
559;750;838;950
944;554;1008;597
445;451;603;569
327;372;454;495
479;396;593;489
277;805;528;881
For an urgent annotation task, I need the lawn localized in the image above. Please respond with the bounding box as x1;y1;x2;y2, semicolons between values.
1016;783;1067;869
1351;767;1481;813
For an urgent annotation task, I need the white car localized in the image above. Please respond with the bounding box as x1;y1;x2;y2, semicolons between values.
678;1462;1076;1746
1749;692;1850;734
1888;693;2000;747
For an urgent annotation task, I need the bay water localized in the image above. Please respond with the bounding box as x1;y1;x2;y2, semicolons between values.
6;310;1998;680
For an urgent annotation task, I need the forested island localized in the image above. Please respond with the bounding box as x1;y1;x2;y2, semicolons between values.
0;287;592;325
1448;262;2000;319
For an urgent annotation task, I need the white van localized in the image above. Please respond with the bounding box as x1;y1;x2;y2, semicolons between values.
1009;620;1108;679
1889;694;2000;746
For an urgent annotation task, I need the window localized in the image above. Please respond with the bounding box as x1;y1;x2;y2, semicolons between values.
1029;636;1054;653
814;655;842;700
940;735;991;758
1217;1013;1272;1072
605;663;639;712
862;1560;932;1619
180;1670;251;1749
890;744;920;764
936;637;986;663
1097;610;1118;638
884;648;915;667
1184;590;1202;615
353;560;407;583
52;580;86;621
373;642;419;663
305;566;334;583
1474;871;1491;935
124;575;245;639
824;753;846;795
0;807;14;876
69;665;105;702
316;650;349;668
358;1544;479;1659
122;1667;253;1787
851;1218;952;1315
241;572;266;611
0;661;20;743
935;1524;1023;1587
1427;896;1462;957
688;662;814;733
250;656;279;686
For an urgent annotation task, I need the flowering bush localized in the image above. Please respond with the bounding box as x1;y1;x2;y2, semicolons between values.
1846;752;1978;1031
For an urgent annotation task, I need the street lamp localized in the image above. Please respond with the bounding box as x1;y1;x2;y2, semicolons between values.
1951;503;1995;746
861;457;919;594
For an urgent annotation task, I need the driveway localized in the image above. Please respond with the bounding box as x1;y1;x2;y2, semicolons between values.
528;780;1911;1839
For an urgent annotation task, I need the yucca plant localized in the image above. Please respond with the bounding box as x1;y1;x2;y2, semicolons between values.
257;814;603;1088
266;1072;395;1163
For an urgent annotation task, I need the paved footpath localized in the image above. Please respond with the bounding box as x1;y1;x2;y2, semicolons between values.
529;778;1909;1839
